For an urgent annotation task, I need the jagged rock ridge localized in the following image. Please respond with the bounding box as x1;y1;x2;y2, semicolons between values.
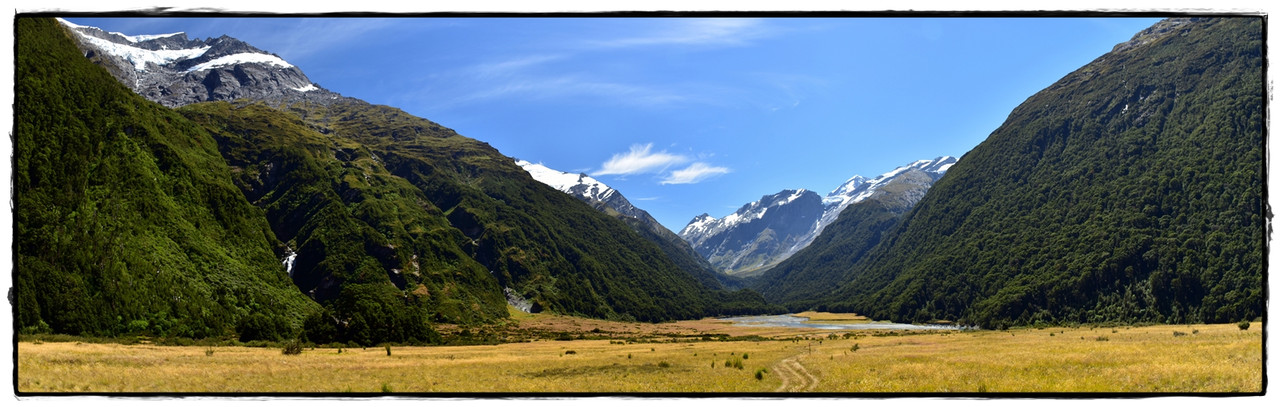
58;18;347;108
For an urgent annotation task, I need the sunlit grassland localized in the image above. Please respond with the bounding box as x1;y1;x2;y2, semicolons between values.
805;323;1262;392
17;317;1261;393
17;339;790;392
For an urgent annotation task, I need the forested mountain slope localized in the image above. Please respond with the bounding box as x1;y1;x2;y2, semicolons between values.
823;17;1265;328
14;18;320;339
516;160;728;290
183;98;773;327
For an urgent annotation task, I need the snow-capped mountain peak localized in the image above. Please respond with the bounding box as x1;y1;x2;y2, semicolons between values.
516;159;618;203
679;156;958;276
516;159;690;252
57;18;337;107
680;213;719;236
823;175;869;205
822;156;958;211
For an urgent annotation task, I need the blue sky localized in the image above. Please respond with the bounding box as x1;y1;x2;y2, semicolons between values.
65;16;1164;232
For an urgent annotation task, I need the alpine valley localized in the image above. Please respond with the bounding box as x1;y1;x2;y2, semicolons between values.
12;13;1265;353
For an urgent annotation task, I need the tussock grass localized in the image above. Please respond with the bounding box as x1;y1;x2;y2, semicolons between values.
17;323;1259;393
806;323;1260;392
19;339;787;392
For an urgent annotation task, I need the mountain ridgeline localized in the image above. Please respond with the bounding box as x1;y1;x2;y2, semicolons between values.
516;161;730;289
751;168;942;304
14;17;775;345
14;15;1265;340
59;18;342;107
798;17;1265;327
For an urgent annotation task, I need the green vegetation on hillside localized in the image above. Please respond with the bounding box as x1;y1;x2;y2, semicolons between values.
821;17;1265;328
13;18;319;339
181;101;505;344
272;100;777;321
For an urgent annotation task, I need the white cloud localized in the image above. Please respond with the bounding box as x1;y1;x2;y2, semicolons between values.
661;162;731;185
596;143;690;176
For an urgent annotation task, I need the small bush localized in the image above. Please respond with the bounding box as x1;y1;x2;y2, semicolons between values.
851;344;860;352
725;358;744;370
205;348;214;357
381;383;393;393
282;340;303;355
754;369;765;380
385;345;392;356
1095;336;1110;342
564;350;577;355
658;361;671;368
742;353;749;359
1238;320;1251;331
1173;331;1187;337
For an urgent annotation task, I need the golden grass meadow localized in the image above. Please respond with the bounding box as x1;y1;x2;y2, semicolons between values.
16;309;1263;394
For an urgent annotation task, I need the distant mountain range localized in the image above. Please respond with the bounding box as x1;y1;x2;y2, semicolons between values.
679;156;956;276
14;15;1262;341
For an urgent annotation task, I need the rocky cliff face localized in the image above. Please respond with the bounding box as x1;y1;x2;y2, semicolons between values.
59;18;347;107
679;189;826;276
751;167;940;303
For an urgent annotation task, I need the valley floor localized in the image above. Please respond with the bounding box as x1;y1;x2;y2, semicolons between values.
15;313;1262;394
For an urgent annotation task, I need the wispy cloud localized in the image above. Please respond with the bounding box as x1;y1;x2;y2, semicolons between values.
661;162;732;185
217;18;404;62
585;18;771;49
473;54;564;78
415;19;791;111
596;143;690;176
454;75;691;108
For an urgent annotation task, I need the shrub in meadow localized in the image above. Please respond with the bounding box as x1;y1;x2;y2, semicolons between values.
282;339;303;355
